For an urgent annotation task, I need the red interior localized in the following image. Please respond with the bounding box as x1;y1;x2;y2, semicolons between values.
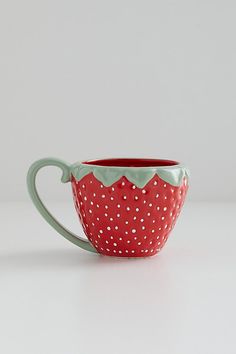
82;158;179;168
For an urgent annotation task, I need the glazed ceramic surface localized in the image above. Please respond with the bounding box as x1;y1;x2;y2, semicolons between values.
27;158;189;258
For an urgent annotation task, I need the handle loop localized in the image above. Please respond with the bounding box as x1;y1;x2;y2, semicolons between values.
27;158;97;253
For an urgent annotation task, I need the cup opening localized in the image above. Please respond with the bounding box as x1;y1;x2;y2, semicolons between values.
82;158;179;168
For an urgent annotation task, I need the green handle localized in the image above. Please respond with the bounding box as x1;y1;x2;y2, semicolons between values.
27;158;97;253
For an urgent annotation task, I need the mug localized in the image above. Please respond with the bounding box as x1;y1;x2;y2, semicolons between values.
27;157;189;257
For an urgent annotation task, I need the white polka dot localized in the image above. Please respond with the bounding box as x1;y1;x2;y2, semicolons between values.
156;206;160;211
121;181;125;186
110;196;114;201
151;229;155;233
164;196;167;200
158;241;161;245
164;184;167;187
156;236;160;239
163;207;167;211
140;218;144;222
138;242;142;245
93;193;96;197
156;194;159;198
98;235;101;238
105;205;108;209
143;200;147;204
144;236;147;239
154;181;158;186
112;187;115;191
125;231;128;235
152;220;155;223
161;216;165;220
113;250;116;253
105;240;109;244
134;196;139;200
142;190;146;194
125;250;129;253
123;195;127;200
92;222;95;226
82;185;85;189
119;237;122;240
165;224;168;229
132;229;136;234
90;201;93;205
134;237;137;240
89;209;92;214
131;250;135;253
84;196;87;201
142;226;145;230
133;216;137;220
100;185;103;188
145;250;148;253
119;250;122;254
136;208;139;212
96;204;99;208
125;221;129;225
141;250;144;253
117;214;120;218
127;240;131;243
107;226;111;230
126;207;130;211
115;226;118;230
110;217;113;221
105;213;108;217
95;244;98;248
102;195;105;198
113;243;117;246
132;185;136;189
170;212;173;216
117;204;121;208
147;212;151;216
101;247;104;251
158;227;162;230
149;203;153;207
150;241;153;244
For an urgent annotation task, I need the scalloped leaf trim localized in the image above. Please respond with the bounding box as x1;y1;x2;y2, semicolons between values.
71;164;189;188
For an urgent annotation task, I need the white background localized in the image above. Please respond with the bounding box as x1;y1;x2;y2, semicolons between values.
0;0;236;201
1;1;236;354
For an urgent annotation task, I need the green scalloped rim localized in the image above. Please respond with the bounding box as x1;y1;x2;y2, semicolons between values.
70;162;189;188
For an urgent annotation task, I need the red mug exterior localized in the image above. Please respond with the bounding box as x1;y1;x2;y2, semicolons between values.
71;158;189;257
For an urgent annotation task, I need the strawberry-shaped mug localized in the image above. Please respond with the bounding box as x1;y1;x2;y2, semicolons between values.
27;158;189;257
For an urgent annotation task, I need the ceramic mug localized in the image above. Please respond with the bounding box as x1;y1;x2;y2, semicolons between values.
27;157;189;257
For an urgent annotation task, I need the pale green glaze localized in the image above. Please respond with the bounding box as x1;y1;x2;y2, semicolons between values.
71;162;189;188
27;158;97;253
27;157;189;253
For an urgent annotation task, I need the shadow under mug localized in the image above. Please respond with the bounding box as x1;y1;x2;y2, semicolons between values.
27;157;189;258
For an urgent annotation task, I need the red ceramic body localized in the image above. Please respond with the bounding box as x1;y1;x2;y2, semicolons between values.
71;158;188;257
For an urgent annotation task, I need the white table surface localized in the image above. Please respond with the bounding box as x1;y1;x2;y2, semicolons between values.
1;201;236;354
